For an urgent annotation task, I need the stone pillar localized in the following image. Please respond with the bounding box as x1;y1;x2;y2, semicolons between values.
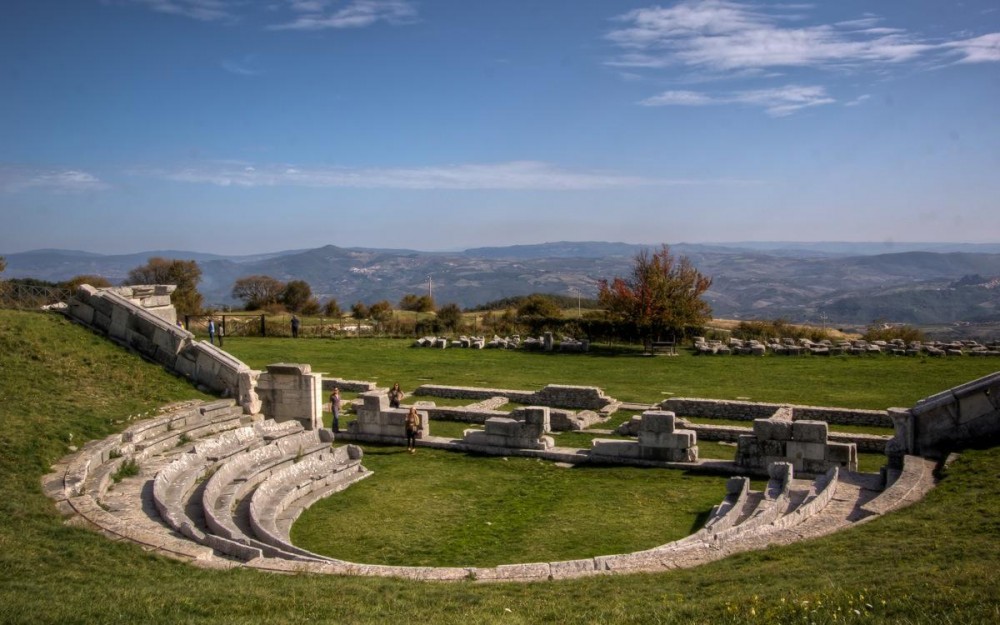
255;363;323;430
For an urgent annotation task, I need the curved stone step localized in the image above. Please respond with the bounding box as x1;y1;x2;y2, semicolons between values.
860;455;936;516
248;445;370;559
201;429;333;562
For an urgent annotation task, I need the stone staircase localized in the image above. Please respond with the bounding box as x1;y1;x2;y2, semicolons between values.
43;401;937;581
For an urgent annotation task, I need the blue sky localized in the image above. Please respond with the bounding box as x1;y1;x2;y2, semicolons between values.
1;0;998;255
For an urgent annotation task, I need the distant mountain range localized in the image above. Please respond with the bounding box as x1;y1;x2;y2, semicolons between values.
4;241;1000;329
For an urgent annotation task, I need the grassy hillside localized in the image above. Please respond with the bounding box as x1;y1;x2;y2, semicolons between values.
1;310;999;624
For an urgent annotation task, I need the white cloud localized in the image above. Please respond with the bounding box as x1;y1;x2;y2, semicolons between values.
103;0;235;22
221;56;262;76
268;0;417;31
136;161;756;190
946;33;1000;63
843;94;871;107
640;84;835;117
607;1;997;72
0;167;110;193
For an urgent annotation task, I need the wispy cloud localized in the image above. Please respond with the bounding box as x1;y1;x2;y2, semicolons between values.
267;0;417;31
102;0;235;22
607;1;999;116
0;167;110;193
843;94;871;107
945;33;1000;63
607;2;945;72
640;85;834;116
221;55;262;76
135;161;755;190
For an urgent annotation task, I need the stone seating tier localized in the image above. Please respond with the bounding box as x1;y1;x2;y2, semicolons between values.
45;399;937;581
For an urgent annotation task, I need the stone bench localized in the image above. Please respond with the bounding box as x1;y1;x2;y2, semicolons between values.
201;431;329;549
860;455;932;516
248;446;369;558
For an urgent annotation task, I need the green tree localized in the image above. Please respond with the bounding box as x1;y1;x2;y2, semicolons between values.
300;298;321;316
62;274;112;290
351;301;369;320
281;280;313;313
368;300;394;333
436;302;464;333
399;293;435;313
231;275;285;310
516;294;563;319
125;257;204;316
323;298;343;318
598;244;712;342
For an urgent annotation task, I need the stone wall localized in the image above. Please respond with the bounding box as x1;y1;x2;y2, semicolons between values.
66;284;261;413
256;363;323;431
886;371;1000;468
321;378;378;393
615;415;888;453
415;383;617;413
660;397;891;428
463;407;554;450
591;411;698;462
736;411;857;475
347;392;429;442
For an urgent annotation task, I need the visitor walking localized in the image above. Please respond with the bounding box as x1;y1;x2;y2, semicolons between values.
207;318;216;345
290;315;300;338
330;387;341;433
388;382;404;409
217;322;224;347
405;407;420;453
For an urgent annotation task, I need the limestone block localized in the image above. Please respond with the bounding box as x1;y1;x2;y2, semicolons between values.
759;439;785;457
641;411;676;433
109;305;131;340
640;445;697;462
753;419;793;441
484;417;518;436
726;476;747;495
825;442;857;467
89;293;115;317
768;462;793;480
69;300;95;325
266;363;312;376
792;420;828;443
126;329;154;355
668;429;697;449
239;369;262;414
521;406;551;432
139;294;172;308
590;439;641;459
786;441;827;463
174;352;196;379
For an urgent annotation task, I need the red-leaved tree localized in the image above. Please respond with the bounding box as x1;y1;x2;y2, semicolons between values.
598;244;712;342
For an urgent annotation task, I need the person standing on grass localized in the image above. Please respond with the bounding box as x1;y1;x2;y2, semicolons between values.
217;321;224;347
405;406;420;453
207;318;216;345
330;387;341;433
291;315;300;338
388;382;404;409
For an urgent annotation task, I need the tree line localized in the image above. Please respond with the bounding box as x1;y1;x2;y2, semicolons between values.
1;246;723;343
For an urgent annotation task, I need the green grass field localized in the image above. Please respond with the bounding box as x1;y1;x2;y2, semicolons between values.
223;336;1000;408
2;310;999;624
